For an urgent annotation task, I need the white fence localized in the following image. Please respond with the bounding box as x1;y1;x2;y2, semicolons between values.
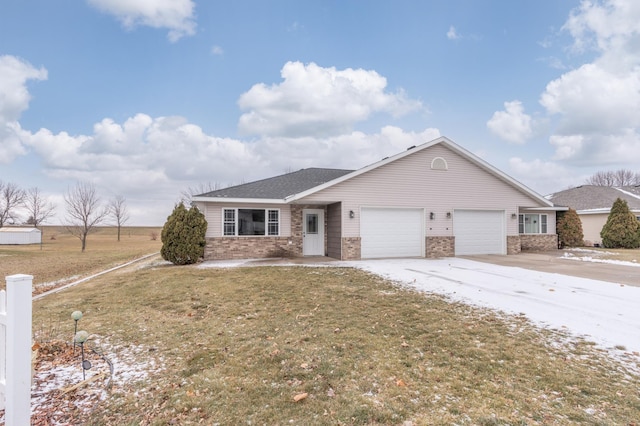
0;274;33;425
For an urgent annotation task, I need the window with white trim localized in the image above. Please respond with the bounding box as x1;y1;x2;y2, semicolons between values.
222;208;280;236
518;214;547;234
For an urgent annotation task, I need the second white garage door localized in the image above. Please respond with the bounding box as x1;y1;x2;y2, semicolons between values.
361;208;424;258
453;209;505;255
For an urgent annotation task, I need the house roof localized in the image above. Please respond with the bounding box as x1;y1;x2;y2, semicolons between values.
195;168;353;200
547;185;640;212
0;227;41;233
193;136;554;208
285;136;554;207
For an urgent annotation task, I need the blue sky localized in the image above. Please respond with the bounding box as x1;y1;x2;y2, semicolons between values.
1;0;639;225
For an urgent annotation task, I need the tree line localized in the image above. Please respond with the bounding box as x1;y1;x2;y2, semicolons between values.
0;180;129;251
584;169;640;187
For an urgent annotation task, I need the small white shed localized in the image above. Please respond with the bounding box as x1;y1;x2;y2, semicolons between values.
0;227;42;245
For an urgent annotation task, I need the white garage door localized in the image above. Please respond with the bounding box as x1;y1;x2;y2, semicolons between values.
361;208;424;258
453;210;505;255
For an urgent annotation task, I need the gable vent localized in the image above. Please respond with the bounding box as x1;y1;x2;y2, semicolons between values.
431;157;448;170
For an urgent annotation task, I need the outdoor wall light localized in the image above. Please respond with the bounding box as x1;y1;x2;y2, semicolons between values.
511;213;517;219
446;212;451;219
349;210;355;219
429;212;435;220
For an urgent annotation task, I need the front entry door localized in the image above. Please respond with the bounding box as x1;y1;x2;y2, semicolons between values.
303;209;324;256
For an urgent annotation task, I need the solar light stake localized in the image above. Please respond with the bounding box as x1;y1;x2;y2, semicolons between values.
71;311;83;354
74;330;91;380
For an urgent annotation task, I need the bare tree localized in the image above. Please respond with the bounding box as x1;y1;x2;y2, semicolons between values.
0;181;25;227
585;169;640;186
109;195;130;241
180;181;222;205
64;182;109;252
23;187;56;228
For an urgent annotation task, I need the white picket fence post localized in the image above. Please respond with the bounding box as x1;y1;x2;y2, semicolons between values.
1;274;33;425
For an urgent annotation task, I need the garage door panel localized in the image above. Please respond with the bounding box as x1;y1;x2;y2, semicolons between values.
361;208;423;258
454;210;505;255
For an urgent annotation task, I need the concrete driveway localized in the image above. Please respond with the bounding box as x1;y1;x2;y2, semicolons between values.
462;251;640;287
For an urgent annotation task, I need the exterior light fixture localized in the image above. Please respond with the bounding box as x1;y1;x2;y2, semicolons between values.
349;210;355;219
446;212;451;219
511;213;517;219
429;212;435;220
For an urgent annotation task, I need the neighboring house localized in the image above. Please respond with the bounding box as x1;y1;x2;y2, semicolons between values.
547;185;640;246
0;227;42;245
193;137;563;260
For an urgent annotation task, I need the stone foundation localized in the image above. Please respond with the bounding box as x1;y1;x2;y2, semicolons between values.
204;237;300;260
520;234;558;252
507;235;521;254
426;236;455;258
341;237;361;260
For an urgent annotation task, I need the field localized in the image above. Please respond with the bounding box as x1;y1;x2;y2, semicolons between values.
1;226;162;293
2;231;640;424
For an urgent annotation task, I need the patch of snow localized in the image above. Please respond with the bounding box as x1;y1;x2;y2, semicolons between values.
562;250;640;268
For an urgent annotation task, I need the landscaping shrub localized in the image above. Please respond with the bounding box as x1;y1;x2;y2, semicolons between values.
161;203;208;265
600;198;640;249
556;208;584;247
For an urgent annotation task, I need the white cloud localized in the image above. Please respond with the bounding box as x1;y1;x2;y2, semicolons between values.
447;26;460;40
12;110;440;221
237;61;423;137
563;0;640;64
0;55;47;163
487;101;533;144
531;0;640;166
508;157;578;195
211;45;224;55
0;55;47;126
87;0;196;42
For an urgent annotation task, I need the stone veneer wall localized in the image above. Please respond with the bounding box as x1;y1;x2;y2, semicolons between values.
520;234;558;252
204;237;297;260
426;236;455;258
341;237;361;260
507;235;521;254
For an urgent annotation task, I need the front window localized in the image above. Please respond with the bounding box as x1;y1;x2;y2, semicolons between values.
519;214;548;234
223;208;280;236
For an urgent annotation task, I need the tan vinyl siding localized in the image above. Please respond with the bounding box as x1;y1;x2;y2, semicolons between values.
579;213;608;245
301;144;546;237
201;203;291;238
327;202;342;259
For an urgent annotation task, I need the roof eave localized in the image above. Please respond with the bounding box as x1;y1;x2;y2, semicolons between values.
192;197;286;204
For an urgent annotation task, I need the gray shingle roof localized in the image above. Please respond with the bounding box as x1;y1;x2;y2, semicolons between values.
547;185;640;211
197;168;354;199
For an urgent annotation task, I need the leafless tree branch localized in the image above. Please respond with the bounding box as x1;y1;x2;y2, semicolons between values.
0;181;26;227
23;187;56;228
109;195;130;241
64;182;109;252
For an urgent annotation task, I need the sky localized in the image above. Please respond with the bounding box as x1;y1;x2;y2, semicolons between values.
1;0;640;225
202;252;640;374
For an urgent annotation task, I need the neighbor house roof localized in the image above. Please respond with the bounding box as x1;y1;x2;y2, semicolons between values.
195;168;353;200
547;185;640;213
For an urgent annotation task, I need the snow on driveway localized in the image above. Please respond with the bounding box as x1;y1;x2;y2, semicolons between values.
344;258;640;358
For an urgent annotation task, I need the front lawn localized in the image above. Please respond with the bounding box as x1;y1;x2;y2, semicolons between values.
32;262;640;425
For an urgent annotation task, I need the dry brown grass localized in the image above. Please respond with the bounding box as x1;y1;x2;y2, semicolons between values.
33;263;640;425
585;247;640;263
0;226;162;292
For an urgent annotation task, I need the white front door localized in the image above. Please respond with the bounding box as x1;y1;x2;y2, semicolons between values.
303;209;324;256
